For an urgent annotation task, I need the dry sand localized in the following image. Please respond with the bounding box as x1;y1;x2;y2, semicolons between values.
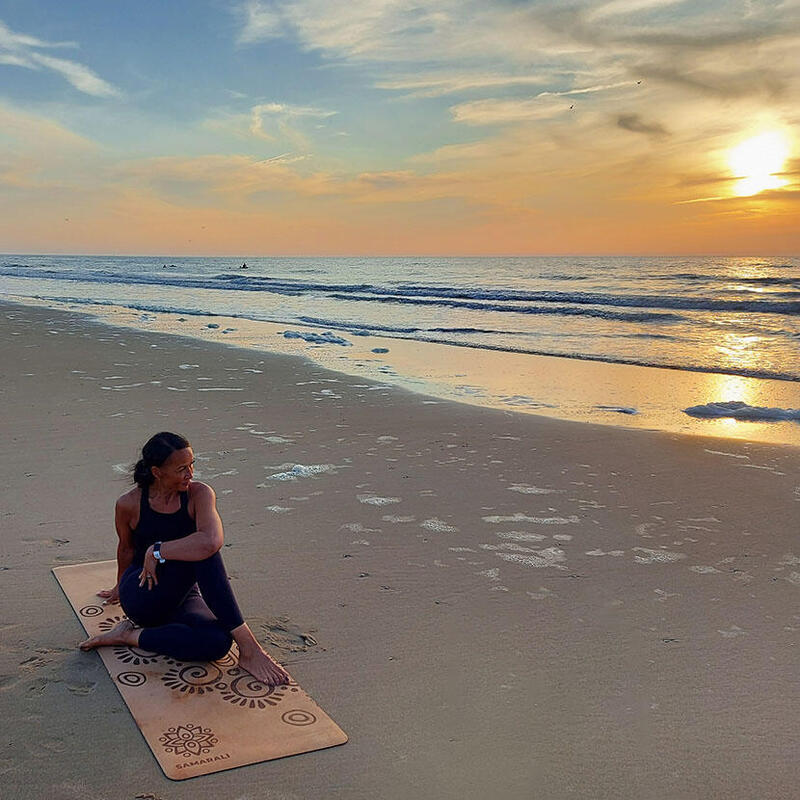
1;299;799;800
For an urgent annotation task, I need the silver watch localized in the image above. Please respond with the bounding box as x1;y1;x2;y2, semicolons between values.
153;542;166;564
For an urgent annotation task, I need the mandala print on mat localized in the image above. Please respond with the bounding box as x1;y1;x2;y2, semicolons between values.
79;605;104;618
159;724;218;757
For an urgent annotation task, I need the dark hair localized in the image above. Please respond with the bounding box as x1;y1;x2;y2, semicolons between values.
133;432;191;487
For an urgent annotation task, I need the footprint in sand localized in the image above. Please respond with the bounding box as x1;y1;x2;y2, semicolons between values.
258;617;319;653
66;681;97;696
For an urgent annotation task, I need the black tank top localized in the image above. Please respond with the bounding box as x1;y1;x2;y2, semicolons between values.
133;484;196;564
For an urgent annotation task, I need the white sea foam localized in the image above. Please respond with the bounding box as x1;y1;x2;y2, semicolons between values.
717;626;746;638
595;405;638;415
482;513;579;525
632;547;686;564
704;449;748;459
508;484;560;494
340;522;380;533
420;518;458;532
357;494;401;506
481;542;542;553
684;401;800;421
496;547;567;569
264;463;337;481
495;531;547;542
101;382;144;390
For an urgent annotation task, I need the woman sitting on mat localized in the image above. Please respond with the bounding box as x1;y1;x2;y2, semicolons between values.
80;431;289;687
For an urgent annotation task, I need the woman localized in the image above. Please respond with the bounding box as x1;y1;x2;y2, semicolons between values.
80;431;289;687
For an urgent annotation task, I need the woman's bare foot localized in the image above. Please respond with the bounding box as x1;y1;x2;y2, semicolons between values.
79;619;139;650
237;645;290;687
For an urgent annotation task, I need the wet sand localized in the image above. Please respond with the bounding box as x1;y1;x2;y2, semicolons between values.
1;298;799;799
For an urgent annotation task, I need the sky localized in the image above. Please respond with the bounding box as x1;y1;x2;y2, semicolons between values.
0;0;798;256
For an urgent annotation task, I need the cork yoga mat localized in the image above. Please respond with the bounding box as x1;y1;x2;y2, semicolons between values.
53;560;348;780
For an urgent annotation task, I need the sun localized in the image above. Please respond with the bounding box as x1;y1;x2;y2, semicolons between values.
728;130;790;196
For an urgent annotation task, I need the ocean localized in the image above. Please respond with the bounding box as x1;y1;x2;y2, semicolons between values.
2;254;799;445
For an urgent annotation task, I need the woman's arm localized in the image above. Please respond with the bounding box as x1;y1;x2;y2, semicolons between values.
97;496;135;603
157;483;224;562
138;483;224;588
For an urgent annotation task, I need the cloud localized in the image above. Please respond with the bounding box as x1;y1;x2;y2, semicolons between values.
587;0;692;20
237;0;284;44
634;63;785;99
450;80;635;126
203;101;336;147
375;72;551;99
616;113;669;137
451;96;570;126
0;19;119;98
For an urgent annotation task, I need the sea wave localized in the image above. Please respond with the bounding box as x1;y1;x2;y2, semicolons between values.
9;292;800;383
1;264;798;315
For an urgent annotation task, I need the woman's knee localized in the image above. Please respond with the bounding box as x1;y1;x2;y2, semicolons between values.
196;628;233;662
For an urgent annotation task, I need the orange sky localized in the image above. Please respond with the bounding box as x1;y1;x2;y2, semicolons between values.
1;2;798;255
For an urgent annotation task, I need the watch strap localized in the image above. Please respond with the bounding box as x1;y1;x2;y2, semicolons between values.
153;542;166;563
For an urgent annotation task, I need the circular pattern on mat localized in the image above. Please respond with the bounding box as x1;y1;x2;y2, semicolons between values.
162;663;223;695
218;669;288;709
214;651;238;668
117;671;147;687
79;605;104;617
113;645;162;666
98;614;127;631
281;709;316;726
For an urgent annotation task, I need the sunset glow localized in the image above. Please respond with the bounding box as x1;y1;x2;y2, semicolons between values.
728;131;791;197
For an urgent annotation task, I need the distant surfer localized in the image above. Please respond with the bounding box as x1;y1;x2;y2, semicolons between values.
241;262;248;269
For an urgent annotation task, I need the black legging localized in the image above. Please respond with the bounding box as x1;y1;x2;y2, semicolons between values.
119;552;244;662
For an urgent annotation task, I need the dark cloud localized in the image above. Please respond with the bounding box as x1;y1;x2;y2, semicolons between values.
528;3;794;100
616;113;668;137
634;64;785;99
676;172;735;189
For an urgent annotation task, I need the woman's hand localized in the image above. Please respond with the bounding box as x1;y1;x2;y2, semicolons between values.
138;545;159;590
97;586;120;605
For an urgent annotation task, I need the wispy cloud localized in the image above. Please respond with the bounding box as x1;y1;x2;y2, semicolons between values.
237;0;284;44
451;80;635;126
250;101;336;140
375;72;551;99
0;19;119;98
587;0;692;21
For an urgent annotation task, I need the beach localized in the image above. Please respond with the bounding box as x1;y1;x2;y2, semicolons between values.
2;297;800;799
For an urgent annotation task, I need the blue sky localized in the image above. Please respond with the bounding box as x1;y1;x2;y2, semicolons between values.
0;1;798;254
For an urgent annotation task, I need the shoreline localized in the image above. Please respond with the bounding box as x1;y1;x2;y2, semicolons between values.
2;299;800;799
4;294;800;448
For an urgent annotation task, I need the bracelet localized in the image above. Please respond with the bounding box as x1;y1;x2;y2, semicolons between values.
153;542;166;564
